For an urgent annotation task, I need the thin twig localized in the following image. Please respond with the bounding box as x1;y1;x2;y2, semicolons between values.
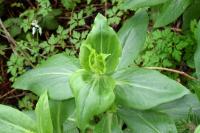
0;19;17;55
0;89;16;99
144;66;197;80
5;92;26;100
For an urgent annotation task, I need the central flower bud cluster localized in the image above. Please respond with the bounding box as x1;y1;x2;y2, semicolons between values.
89;48;110;74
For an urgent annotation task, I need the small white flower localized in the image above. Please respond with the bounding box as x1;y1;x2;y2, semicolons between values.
31;20;42;36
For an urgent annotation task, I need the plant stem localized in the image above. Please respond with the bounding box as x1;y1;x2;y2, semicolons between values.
144;66;197;80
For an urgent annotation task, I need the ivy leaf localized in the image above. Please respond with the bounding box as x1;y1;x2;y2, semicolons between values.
69;70;115;131
154;0;192;27
0;105;37;133
113;68;190;110
80;13;121;74
35;91;53;133
117;10;148;69
118;107;177;133
13;53;80;100
195;21;200;79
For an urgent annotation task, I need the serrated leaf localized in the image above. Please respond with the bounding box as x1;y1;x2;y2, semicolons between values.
113;68;190;110
69;69;115;131
117;10;148;69
13;53;80;100
154;0;192;28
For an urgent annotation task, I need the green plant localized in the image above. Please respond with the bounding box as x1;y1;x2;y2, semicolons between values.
70;30;89;49
135;27;196;68
18;93;38;110
2;12;199;133
0;44;7;57
7;25;70;81
68;10;85;31
106;5;124;26
0;91;54;133
176;111;200;133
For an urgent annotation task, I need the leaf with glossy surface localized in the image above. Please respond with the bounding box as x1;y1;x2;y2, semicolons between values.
117;10;148;69
118;107;177;133
153;94;200;121
154;0;192;27
0;104;36;133
49;98;75;133
121;0;169;10
80;14;121;74
13;53;80;100
35;91;53;133
69;70;115;130
195;21;200;79
113;68;190;110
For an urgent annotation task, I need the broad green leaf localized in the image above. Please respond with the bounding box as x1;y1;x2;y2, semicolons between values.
0;104;36;133
154;0;192;28
188;80;200;101
118;107;177;133
117;10;148;69
94;113;123;133
13;53;80;100
49;99;75;133
69;69;115;131
80;14;121;74
121;0;169;10
154;94;200;121
195;21;200;79
113;68;190;110
35;91;53;133
195;125;200;133
183;0;200;30
61;0;80;9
